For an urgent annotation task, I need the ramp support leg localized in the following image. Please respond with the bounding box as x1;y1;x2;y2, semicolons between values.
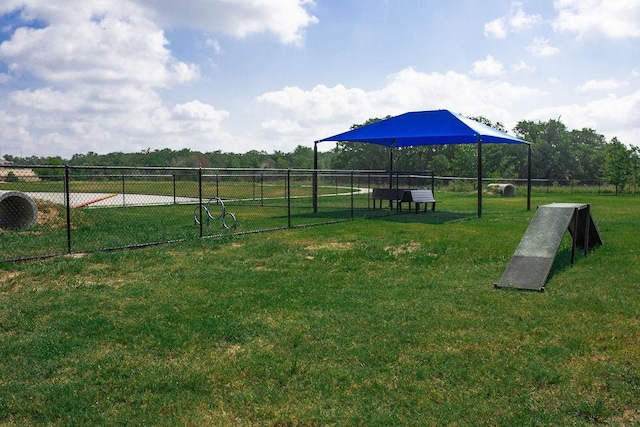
583;205;591;257
571;207;578;265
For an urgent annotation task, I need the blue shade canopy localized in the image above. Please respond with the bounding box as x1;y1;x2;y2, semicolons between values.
316;109;528;147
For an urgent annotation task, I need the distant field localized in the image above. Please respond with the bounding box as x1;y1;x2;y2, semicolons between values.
0;191;638;425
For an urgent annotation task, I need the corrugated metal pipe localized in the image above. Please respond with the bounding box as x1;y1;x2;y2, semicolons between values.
487;183;517;197
0;191;38;229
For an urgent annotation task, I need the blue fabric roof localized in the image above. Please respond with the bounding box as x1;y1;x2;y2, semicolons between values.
316;109;528;147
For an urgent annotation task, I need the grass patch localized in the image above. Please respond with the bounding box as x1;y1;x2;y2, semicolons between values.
1;193;639;424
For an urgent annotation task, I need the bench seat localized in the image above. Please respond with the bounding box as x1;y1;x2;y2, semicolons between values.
408;189;437;212
371;188;410;209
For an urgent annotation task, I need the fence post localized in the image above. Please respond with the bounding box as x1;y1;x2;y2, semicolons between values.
65;165;72;254
198;168;203;238
122;173;126;207
351;170;354;220
367;173;371;209
313;142;318;213
527;145;532;211
173;174;176;204
287;169;291;228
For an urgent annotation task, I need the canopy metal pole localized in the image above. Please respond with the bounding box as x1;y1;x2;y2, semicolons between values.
313;141;318;213
388;139;396;189
527;143;532;211
477;135;483;218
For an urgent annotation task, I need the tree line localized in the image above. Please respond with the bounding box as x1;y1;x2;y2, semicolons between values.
4;117;638;192
4;146;331;171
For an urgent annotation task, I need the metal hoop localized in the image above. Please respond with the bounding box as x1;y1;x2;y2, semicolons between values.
193;197;236;229
206;197;225;220
221;211;237;229
193;204;203;225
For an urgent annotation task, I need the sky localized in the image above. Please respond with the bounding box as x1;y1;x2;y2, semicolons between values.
0;0;638;159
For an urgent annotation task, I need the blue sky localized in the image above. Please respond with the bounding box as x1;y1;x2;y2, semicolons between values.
0;0;638;158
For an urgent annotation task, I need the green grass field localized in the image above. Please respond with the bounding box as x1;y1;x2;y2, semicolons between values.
1;192;638;425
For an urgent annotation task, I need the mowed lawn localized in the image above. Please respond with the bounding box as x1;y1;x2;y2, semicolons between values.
1;192;638;425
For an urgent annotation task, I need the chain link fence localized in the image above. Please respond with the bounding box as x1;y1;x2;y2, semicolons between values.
3;163;629;263
1;165;435;262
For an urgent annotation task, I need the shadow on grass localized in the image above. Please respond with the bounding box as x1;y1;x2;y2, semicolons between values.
286;208;475;225
367;210;476;225
547;244;600;284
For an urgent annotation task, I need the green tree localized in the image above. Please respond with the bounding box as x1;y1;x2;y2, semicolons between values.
603;137;632;194
629;146;640;194
286;145;314;169
450;145;477;177
330;117;392;170
568;128;607;181
39;157;65;181
5;171;19;183
515;118;576;180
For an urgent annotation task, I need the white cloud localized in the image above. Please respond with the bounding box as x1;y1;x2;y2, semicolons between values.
484;2;542;39
553;0;640;39
170;62;201;84
139;0;318;45
511;60;535;72
484;18;508;39
256;84;371;124
0;0;319;46
0;73;12;84
261;119;304;134
508;3;543;31
527;37;560;56
0;0;242;157
471;55;505;78
171;100;229;134
0;110;30;146
255;67;544;145
10;87;84;112
0;3;198;87
3;83;233;155
526;90;640;143
253;83;372;148
576;78;629;92
0;0;323;156
205;38;224;55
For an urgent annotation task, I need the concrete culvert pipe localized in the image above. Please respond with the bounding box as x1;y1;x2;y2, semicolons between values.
0;191;39;229
487;183;517;197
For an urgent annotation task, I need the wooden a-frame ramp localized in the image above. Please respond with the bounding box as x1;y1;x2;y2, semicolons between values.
495;203;602;292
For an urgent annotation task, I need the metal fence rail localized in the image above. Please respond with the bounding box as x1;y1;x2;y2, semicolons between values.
0;165;435;262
